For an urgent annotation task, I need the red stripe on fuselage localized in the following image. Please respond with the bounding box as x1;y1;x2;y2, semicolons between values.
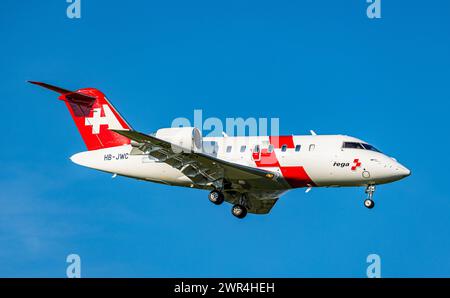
253;136;315;188
269;136;295;148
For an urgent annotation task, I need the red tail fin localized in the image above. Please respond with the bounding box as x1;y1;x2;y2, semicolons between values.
29;81;132;151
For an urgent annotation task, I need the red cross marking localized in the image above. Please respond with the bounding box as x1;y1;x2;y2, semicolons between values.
351;159;361;171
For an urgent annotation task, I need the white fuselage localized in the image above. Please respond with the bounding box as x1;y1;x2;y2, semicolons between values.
30;81;411;216
70;134;410;189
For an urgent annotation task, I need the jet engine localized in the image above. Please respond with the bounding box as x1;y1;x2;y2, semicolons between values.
155;127;202;153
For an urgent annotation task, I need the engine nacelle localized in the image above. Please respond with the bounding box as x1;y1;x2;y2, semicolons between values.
155;127;202;153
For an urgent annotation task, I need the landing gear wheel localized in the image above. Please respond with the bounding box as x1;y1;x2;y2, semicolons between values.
208;190;224;205
231;204;247;219
364;185;376;209
364;199;375;209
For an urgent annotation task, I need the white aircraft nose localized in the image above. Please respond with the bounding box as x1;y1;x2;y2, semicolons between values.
394;163;411;178
400;167;411;177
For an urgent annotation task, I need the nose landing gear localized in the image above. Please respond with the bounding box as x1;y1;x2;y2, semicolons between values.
364;185;376;209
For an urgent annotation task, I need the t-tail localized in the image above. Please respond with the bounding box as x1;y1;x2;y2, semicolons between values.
29;81;132;151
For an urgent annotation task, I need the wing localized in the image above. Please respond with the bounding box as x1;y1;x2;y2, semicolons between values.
112;129;289;213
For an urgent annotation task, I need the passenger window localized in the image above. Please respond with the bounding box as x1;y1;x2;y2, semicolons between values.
226;145;232;153
281;144;287;152
253;144;260;153
295;145;301;152
267;144;274;153
309;144;315;151
240;145;246;153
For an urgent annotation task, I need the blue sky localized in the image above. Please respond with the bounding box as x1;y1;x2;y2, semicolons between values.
0;0;449;277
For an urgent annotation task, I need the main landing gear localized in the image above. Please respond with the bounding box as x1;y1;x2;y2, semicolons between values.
208;190;224;205
231;204;247;219
364;185;376;209
231;193;249;219
208;190;249;219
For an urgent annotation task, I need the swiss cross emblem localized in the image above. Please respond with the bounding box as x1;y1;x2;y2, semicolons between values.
84;104;123;134
351;159;361;171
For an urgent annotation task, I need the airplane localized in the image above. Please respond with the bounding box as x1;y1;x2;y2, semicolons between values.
29;81;411;219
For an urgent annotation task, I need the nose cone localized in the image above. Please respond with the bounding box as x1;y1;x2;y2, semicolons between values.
399;166;411;177
373;156;411;183
393;162;411;179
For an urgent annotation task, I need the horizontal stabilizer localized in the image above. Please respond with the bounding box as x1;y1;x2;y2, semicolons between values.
28;81;96;107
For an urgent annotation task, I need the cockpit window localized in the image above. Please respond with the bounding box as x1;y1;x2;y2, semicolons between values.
361;143;381;153
342;142;381;153
342;142;365;150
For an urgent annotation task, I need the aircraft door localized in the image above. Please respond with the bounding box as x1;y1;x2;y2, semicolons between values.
252;144;261;161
